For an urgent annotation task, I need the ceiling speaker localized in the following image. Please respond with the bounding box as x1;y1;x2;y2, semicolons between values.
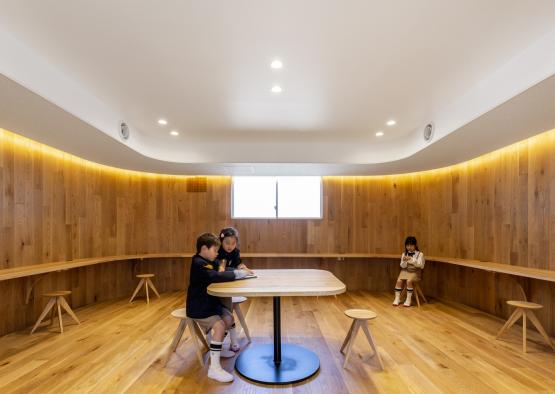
423;123;434;142
119;121;130;140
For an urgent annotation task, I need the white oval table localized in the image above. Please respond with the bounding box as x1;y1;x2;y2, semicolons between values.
208;269;346;385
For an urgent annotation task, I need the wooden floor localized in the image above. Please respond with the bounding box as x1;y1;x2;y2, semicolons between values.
1;291;555;393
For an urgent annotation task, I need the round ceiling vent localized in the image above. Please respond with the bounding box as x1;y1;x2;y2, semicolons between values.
119;121;130;140
423;123;434;142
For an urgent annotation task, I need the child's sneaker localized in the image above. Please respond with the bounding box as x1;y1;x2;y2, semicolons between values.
220;349;236;358
404;292;413;307
392;288;401;306
207;366;234;382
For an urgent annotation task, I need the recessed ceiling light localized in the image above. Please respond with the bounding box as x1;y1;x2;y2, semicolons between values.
158;119;167;125
170;130;179;136
271;59;283;69
386;119;396;126
271;85;282;93
375;131;384;137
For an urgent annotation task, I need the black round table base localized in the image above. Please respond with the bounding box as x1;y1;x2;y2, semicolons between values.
235;344;320;384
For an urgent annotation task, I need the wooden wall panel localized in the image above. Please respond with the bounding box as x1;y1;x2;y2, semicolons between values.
2;128;555;336
0;258;187;335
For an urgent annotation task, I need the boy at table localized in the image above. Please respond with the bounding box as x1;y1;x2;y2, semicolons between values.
186;233;249;383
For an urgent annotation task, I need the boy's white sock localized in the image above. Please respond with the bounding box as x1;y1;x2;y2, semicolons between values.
393;288;402;306
208;341;234;382
209;340;224;368
404;289;413;307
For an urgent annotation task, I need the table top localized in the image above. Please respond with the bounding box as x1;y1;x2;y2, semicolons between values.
207;269;346;297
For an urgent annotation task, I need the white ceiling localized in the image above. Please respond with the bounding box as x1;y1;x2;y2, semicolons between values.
1;1;555;174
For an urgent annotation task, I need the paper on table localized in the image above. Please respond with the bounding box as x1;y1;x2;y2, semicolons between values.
238;274;257;280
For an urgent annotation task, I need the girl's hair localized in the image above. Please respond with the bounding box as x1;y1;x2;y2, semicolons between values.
219;227;239;242
404;236;419;252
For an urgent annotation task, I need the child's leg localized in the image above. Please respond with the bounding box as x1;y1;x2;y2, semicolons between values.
393;279;404;305
206;318;234;382
218;298;233;345
211;319;226;342
211;318;234;357
404;280;414;307
222;311;240;351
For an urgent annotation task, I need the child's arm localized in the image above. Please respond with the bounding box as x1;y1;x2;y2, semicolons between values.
400;254;408;268
193;259;236;283
238;263;254;275
232;251;253;273
412;253;425;269
406;253;425;269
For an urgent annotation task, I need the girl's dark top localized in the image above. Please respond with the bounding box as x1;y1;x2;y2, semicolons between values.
217;247;242;269
186;254;235;319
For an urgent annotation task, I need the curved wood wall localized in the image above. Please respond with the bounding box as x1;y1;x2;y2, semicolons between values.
1;128;555;335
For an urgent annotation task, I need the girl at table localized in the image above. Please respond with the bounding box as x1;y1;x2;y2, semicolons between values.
393;236;425;307
217;227;251;272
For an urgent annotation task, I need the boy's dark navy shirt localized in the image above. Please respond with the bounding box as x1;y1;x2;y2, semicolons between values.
186;254;235;319
217;247;241;269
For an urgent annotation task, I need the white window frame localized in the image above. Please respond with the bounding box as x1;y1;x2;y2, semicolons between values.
231;176;323;219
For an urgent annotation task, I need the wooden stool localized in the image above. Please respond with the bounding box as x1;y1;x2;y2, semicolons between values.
340;309;384;370
496;300;555;353
163;308;209;366
232;296;251;343
400;281;428;308
30;291;80;334
129;274;160;304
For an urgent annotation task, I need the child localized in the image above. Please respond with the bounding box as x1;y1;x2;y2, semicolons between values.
216;227;252;352
186;233;249;383
393;236;425;307
217;227;251;272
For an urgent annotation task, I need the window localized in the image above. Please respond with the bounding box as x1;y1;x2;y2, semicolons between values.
232;176;322;219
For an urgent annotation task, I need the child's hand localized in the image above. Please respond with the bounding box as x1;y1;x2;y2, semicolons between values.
233;269;249;279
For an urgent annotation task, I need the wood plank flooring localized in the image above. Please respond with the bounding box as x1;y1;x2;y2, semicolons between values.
1;291;555;393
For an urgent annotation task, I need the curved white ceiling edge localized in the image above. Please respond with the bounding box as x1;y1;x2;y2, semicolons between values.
2;70;555;176
424;28;555;154
1;25;555;166
0;26;153;159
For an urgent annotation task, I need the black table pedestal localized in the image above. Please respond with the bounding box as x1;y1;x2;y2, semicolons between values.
235;296;320;384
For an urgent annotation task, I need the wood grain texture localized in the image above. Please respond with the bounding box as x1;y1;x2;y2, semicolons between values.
207;269;346;297
2;291;555;393
0;253;188;281
1;127;555;335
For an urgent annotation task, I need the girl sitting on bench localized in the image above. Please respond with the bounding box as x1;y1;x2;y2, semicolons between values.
393;236;425;307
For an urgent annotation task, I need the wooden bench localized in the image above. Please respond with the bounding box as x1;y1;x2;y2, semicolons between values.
2;252;554;303
0;253;189;303
241;253;555;299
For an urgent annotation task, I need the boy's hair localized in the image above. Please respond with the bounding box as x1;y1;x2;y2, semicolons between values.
219;227;239;241
196;233;221;253
404;236;419;251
